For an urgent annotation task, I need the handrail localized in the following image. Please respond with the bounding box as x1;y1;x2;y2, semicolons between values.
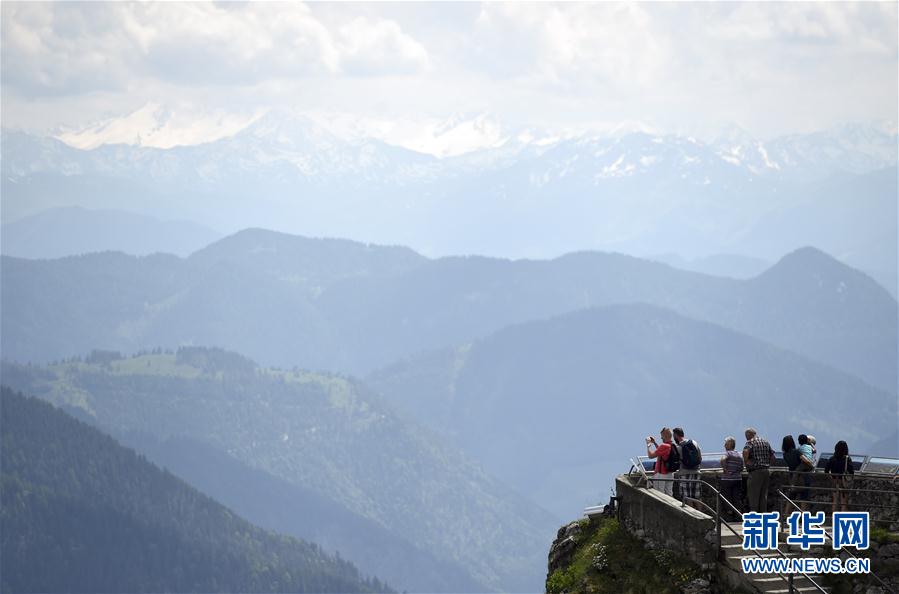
650;477;828;594
629;457;651;486
681;491;804;592
632;453;899;478
777;489;895;594
781;498;898;511
626;455;897;592
769;478;898;496
642;475;828;593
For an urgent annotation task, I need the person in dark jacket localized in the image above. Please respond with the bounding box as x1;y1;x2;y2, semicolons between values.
781;435;800;526
825;440;854;514
742;427;776;512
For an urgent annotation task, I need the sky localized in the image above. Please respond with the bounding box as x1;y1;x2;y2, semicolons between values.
2;1;897;147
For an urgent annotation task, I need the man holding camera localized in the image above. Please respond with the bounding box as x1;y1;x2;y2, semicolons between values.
646;427;677;496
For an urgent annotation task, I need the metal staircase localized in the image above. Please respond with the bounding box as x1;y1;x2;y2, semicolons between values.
719;520;829;593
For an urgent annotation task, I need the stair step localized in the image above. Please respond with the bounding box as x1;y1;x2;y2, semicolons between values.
733;551;800;559
753;575;822;582
756;578;826;592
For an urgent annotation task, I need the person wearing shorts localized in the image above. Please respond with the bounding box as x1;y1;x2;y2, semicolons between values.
646;427;676;497
674;427;702;508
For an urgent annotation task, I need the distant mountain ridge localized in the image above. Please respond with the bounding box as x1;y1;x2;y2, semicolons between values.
1;206;221;259
2;118;894;288
2;231;895;393
189;228;426;287
649;253;772;280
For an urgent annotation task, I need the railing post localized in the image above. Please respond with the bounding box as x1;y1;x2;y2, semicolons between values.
788;573;794;593
715;492;721;562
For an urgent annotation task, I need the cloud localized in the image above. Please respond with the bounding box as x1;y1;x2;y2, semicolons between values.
455;2;896;135
707;2;896;51
465;3;897;87
136;3;341;84
1;2;431;97
1;3;136;96
468;3;671;87
337;17;430;76
1;2;895;140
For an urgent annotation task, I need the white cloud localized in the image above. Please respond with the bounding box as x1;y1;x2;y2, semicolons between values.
1;2;895;140
135;2;341;84
709;2;894;49
1;3;136;95
337;17;430;76
1;2;430;96
469;3;670;87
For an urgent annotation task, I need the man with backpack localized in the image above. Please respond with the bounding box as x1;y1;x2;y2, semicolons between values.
646;427;679;497
673;427;703;508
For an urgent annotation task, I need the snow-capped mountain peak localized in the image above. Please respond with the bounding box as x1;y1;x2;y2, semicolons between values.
55;103;264;150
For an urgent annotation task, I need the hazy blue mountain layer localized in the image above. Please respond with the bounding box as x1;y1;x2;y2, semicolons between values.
1;349;557;593
869;431;899;460
188;227;427;287
1;206;221;259
2;122;894;292
123;434;484;593
3;231;893;392
368;304;898;519
649;253;772;280
0;387;385;594
732;167;897;298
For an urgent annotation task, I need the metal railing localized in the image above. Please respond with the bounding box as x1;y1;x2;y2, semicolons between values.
627;460;827;593
775;474;899;523
777;489;895;594
631;454;899;519
632;452;899;477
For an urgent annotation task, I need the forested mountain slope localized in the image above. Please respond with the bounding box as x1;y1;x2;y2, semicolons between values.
1;348;557;593
0;387;385;594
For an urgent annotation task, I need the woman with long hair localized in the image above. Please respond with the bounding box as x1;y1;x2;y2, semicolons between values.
781;435;800;525
825;440;854;514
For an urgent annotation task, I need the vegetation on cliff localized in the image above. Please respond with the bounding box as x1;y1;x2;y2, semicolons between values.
546;516;705;594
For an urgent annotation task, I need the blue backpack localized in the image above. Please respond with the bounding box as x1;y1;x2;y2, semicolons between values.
680;439;702;469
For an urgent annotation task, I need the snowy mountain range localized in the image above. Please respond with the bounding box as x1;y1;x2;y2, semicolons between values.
2;108;895;292
11;105;897;181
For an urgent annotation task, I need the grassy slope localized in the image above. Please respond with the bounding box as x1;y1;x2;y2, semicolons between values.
546;517;704;594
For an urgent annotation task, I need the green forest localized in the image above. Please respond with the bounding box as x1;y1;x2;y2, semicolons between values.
1;349;554;592
0;386;388;594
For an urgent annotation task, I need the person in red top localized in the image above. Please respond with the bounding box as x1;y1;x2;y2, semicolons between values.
646;427;675;497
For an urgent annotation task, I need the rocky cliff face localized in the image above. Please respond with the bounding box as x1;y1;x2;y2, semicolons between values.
547;494;899;594
545;513;713;594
